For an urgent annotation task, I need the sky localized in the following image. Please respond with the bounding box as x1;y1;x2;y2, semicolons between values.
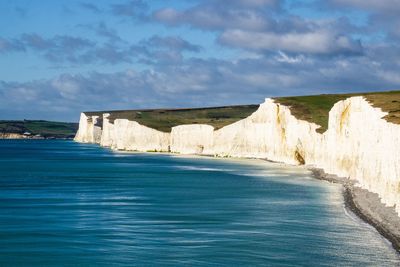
1;0;400;122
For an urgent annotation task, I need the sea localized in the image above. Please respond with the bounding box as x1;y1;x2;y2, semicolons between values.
0;140;399;266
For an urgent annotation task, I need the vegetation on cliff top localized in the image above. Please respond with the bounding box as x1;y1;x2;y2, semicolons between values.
274;90;400;133
84;90;400;133
0;120;78;138
86;105;259;132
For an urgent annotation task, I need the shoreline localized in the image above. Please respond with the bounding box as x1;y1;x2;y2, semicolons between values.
310;168;400;253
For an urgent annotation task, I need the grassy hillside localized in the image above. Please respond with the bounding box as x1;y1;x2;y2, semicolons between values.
85;105;260;132
0;120;78;138
274;90;400;133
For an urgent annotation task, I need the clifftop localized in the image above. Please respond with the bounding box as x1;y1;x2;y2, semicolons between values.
84;105;259;132
274;90;400;133
82;90;400;133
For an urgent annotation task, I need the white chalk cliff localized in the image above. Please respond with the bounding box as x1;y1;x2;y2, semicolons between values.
170;124;214;154
100;113;170;152
75;113;102;143
75;97;400;216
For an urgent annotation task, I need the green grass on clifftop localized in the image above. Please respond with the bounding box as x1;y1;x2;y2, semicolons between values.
274;90;400;133
85;105;260;132
0;120;78;138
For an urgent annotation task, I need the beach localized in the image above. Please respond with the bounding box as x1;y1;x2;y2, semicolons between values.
311;168;400;252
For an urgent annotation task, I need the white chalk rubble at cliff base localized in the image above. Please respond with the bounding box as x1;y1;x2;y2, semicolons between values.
74;96;400;216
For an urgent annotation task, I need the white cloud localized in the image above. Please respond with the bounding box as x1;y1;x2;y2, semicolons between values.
275;51;305;63
52;75;81;100
219;29;362;55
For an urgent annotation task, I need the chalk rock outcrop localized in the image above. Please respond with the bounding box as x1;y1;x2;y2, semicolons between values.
74;113;102;143
213;99;322;164
170;124;214;154
100;113;115;147
74;96;400;215
109;119;170;152
316;97;400;215
75;113;170;152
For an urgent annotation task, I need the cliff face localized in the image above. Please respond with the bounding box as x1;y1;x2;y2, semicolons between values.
74;96;400;215
213;98;322;163
100;113;114;147
79;113;170;152
109;119;170;152
317;97;400;214
74;113;102;143
170;124;214;154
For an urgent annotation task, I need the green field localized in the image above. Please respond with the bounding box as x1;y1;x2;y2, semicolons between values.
0;120;78;138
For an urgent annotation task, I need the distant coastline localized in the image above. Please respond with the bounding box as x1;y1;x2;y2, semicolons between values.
0;120;77;139
0;133;74;139
0;133;43;139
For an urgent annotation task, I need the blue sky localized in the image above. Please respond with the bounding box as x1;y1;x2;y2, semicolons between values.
1;0;400;121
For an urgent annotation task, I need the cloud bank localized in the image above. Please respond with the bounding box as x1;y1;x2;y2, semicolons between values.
0;0;399;121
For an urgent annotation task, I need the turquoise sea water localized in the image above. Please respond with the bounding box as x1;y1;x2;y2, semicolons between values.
0;140;399;266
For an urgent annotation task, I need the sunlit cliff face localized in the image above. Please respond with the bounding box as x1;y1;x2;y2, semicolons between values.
75;97;400;216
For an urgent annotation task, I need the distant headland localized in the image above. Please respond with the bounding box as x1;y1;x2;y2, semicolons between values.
0;120;78;139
